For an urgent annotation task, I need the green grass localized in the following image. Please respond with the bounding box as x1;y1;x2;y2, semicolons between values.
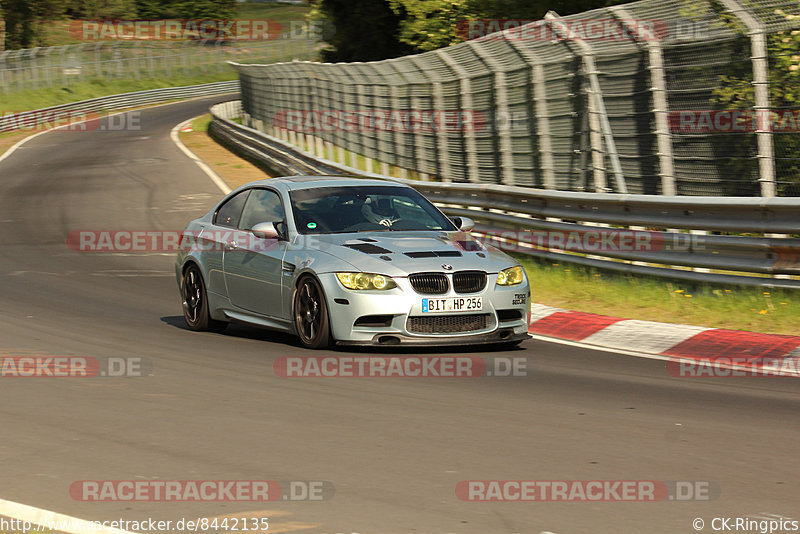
40;3;311;46
517;255;800;335
0;72;236;113
190;114;212;132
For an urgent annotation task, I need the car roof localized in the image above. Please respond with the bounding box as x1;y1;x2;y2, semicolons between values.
240;175;407;192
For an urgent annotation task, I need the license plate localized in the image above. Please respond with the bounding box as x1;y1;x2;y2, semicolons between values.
421;297;482;313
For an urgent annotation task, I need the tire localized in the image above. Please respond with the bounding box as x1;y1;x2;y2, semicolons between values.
181;264;227;333
293;275;332;349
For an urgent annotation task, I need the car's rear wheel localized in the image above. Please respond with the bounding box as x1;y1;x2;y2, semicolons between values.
182;264;227;333
293;276;332;349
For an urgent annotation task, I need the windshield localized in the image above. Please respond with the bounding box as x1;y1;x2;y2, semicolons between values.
289;185;457;234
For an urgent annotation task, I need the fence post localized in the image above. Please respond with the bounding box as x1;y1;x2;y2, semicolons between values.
31;47;41;89
718;0;776;198
503;38;556;189
435;49;480;183
0;51;8;93
587;84;607;193
354;83;373;173
409;56;449;181
545;11;628;194
467;40;516;185
611;6;677;196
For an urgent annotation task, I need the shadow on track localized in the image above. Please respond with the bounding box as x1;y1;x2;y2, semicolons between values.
160;315;527;354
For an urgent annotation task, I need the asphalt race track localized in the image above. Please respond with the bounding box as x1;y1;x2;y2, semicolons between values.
0;97;798;534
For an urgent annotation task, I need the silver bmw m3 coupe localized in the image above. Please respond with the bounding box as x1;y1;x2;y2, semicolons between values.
176;176;531;348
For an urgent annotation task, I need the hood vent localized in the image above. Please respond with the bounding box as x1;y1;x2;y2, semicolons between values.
343;243;393;254
404;250;462;259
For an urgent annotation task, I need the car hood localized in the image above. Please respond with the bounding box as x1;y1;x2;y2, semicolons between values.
299;231;517;276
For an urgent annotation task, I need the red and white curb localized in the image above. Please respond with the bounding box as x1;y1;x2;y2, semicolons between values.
528;304;800;376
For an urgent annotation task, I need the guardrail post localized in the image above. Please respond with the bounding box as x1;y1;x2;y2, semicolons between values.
436;49;481;183
611;6;677;196
718;0;776;198
545;11;628;194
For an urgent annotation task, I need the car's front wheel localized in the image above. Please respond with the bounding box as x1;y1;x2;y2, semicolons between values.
293;275;332;349
182;264;227;333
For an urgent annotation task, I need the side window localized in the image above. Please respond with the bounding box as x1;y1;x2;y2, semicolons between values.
214;190;250;228
239;189;285;230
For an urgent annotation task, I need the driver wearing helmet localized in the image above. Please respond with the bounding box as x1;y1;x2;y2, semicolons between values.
362;197;400;227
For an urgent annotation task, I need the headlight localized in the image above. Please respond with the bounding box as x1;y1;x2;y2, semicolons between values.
497;266;524;286
336;272;397;290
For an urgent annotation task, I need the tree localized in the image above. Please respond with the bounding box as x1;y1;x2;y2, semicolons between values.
1;0;66;48
711;8;800;195
133;0;235;19
308;0;413;62
388;0;632;53
174;0;236;19
63;0;138;19
309;0;632;61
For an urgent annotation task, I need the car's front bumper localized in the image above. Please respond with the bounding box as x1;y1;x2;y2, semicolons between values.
319;272;531;347
335;329;530;347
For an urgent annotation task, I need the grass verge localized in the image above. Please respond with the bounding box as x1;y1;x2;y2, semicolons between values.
0;72;236;114
517;255;799;335
178;114;271;189
0;129;37;158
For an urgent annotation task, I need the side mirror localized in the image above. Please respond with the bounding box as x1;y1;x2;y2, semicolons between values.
251;221;280;240
453;216;475;232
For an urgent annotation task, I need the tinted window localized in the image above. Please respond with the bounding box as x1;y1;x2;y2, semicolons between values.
289;185;456;234
214;190;250;228
239;189;285;230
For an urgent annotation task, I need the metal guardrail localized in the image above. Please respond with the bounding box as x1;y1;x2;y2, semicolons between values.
0;80;240;134
209;100;800;290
